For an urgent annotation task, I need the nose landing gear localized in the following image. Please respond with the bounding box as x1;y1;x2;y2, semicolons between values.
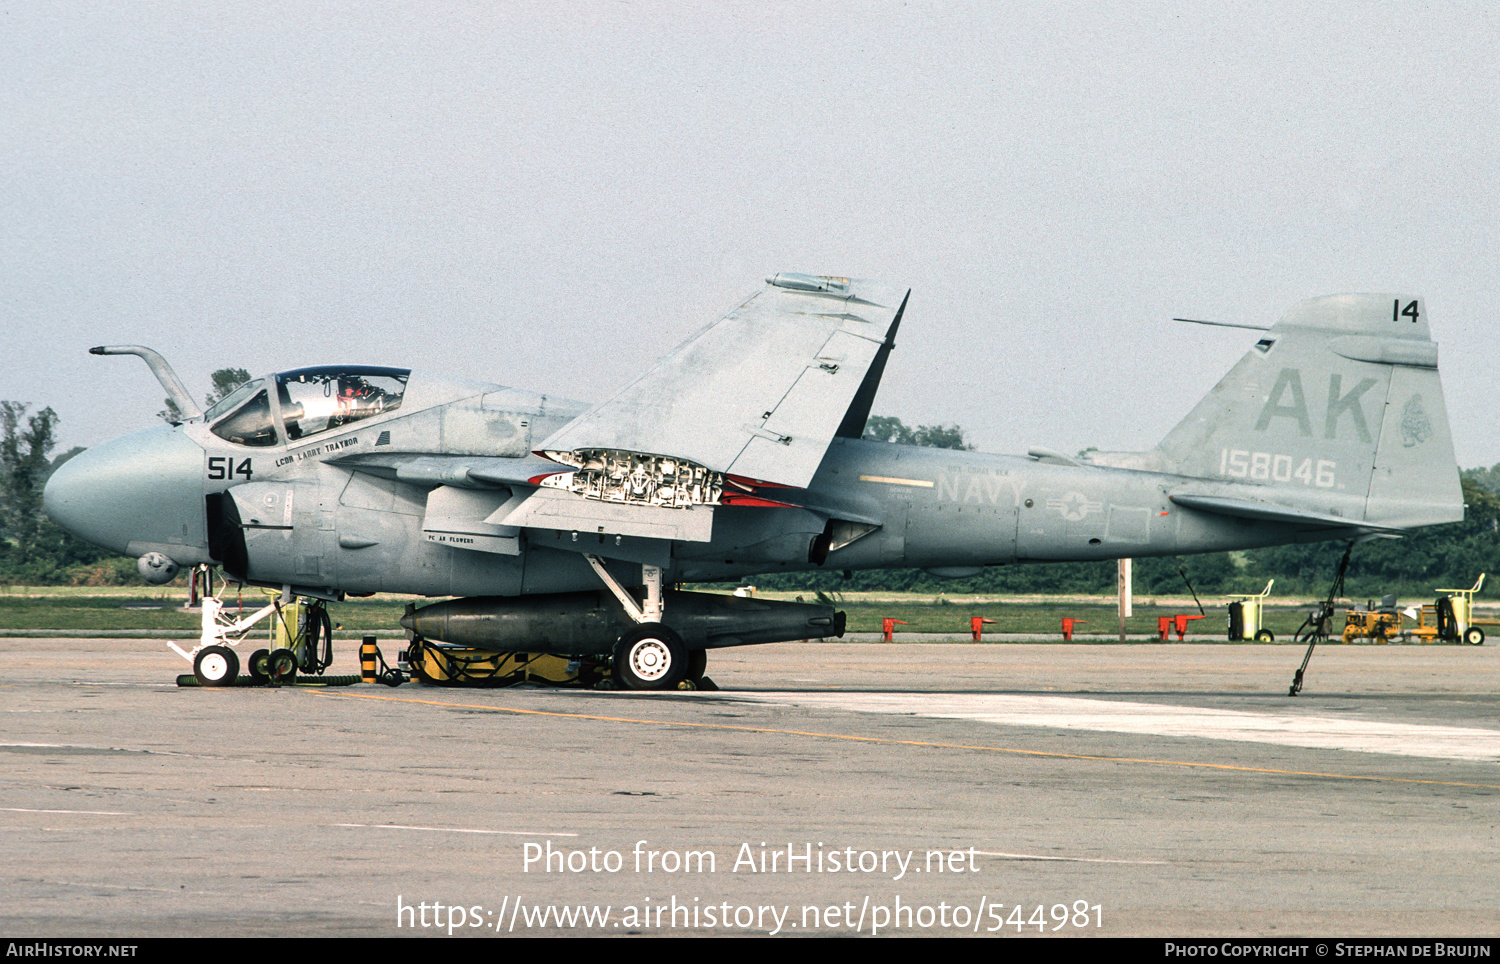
170;564;353;688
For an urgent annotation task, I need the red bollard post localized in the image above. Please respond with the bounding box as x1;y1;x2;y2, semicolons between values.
1061;617;1087;641
882;618;908;642
970;616;995;641
1158;616;1172;640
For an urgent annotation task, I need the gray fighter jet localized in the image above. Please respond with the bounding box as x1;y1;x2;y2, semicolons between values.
44;274;1463;688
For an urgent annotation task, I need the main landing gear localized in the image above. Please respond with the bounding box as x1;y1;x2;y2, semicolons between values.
585;556;711;691
613;623;689;690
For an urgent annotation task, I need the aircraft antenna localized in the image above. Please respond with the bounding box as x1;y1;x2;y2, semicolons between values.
1172;317;1271;332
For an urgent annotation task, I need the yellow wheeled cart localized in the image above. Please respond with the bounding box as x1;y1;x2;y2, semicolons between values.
1227;580;1276;641
1341;595;1404;643
1401;574;1488;645
245;594;333;683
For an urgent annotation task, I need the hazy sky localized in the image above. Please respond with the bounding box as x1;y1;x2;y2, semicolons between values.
5;2;1498;467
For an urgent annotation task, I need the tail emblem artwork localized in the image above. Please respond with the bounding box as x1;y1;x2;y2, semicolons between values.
46;278;1463;689
1401;396;1432;448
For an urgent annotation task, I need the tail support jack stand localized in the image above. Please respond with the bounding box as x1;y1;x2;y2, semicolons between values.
1288;542;1354;696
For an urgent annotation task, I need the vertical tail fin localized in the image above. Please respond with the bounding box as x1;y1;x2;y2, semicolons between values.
1146;295;1461;529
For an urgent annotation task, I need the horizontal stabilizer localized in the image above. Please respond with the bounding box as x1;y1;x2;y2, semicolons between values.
1168;492;1403;534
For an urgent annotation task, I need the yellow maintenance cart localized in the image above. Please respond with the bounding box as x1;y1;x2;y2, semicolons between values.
1227;580;1276;641
1341;594;1404;643
1340;575;1489;644
245;594;334;683
406;642;601;687
1399;574;1488;645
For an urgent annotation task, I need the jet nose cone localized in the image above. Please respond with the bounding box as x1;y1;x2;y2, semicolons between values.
44;425;208;559
42;449;101;545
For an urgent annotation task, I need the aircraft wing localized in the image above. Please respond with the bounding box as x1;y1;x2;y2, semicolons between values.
538;273;910;489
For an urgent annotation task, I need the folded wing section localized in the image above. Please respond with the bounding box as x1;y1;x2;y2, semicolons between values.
538;274;909;493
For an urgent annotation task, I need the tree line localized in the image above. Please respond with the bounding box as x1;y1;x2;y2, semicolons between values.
0;403;119;583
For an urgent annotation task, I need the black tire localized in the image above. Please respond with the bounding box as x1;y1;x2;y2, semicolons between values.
1437;597;1456;640
269;650;298;684
1464;627;1485;646
248;649;271;683
194;645;239;687
1254;629;1274;643
687;649;708;682
309;606;333;673
613;624;687;691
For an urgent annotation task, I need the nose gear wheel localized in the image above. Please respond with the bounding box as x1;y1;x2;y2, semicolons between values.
193;645;239;687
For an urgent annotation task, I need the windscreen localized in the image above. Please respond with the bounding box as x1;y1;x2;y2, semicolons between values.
276;367;410;441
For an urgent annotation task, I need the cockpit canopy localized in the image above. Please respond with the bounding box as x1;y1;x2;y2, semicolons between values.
206;366;411;447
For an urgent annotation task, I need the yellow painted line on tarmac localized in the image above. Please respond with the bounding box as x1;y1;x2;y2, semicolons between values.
312;689;1500;791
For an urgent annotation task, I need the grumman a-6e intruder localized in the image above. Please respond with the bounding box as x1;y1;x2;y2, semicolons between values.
44;274;1463;689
